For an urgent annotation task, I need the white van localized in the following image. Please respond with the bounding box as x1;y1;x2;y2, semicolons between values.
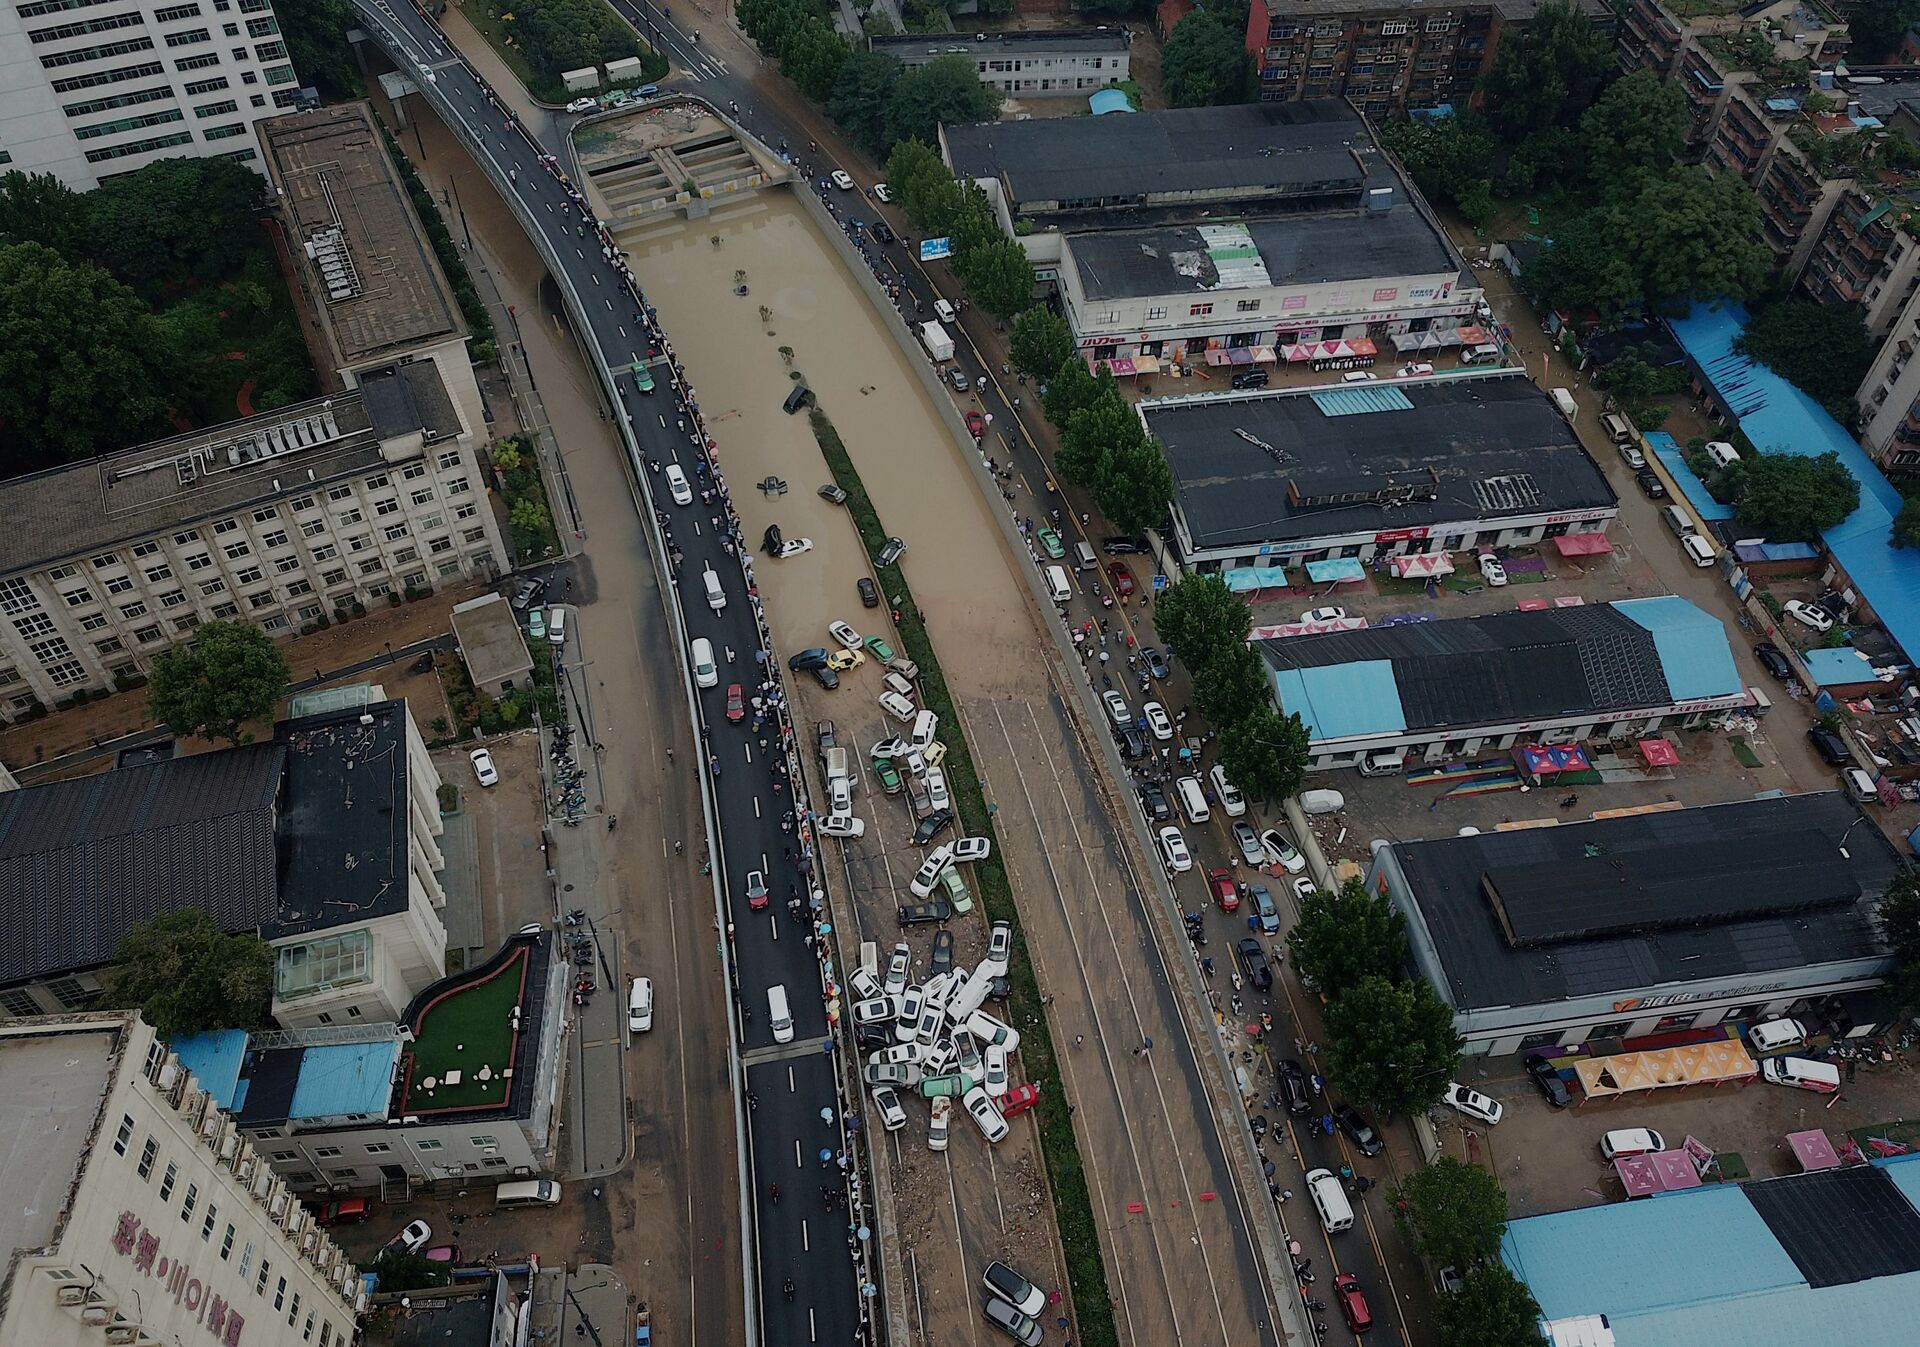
1306;1168;1353;1232
1748;1017;1807;1054
879;691;917;723
1601;413;1635;445
1661;504;1695;537
859;940;881;980
1682;533;1717;568
909;709;939;750
1761;1056;1841;1092
1208;764;1248;817
949;966;995;1022
548;605;567;646
1173;775;1210;825
495;1179;563;1208
691;637;718;688
1845;767;1880;802
767;984;794;1044
1073;541;1098;573
1599;1127;1665;1160
1460;342;1501;365
702;565;726;612
1357;748;1407;777
1044;565;1072;605
1705;440;1741;468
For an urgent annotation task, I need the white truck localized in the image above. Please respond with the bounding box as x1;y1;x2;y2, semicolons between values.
919;320;955;363
1549;387;1578;420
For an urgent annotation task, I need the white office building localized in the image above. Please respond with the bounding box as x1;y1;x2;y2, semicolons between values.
0;0;299;189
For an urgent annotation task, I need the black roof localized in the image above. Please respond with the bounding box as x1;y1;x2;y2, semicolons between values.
1260;604;1672;731
232;1041;305;1128
1395;792;1904;1013
1148;372;1616;551
0;746;285;987
1746;1165;1920;1289
269;699;415;940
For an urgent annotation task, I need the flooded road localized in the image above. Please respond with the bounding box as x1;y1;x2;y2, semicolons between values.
621;192;1036;686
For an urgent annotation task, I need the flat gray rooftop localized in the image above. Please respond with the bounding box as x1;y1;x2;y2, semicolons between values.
872;28;1128;60
1068;202;1457;302
450;593;533;688
1144;371;1615;549
0;1024;118;1256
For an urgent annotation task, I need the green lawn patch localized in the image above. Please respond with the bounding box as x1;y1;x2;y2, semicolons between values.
399;946;529;1112
808;408;1118;1347
457;0;665;106
1728;735;1763;769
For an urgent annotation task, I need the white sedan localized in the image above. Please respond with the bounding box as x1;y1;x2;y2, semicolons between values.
628;976;653;1033
565;97;597;114
952;836;992;863
1260;828;1306;874
926;765;950;812
469;747;499;787
831;169;855;191
962;1085;1009;1143
983;1043;1009;1098
820;812;866;839
1478;554;1508;587
1299;606;1347;624
910;844;955;897
664;463;693;506
828;620;863;651
391;1220;433;1254
872;182;892;203
1158;826;1193;874
1142;701;1174;742
775;538;814;558
1442;1082;1504;1126
1783;600;1834;632
872;1085;908;1133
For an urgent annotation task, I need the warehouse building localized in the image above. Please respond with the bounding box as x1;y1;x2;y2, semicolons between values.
1145;369;1616;575
1368;791;1906;1055
1259;596;1749;770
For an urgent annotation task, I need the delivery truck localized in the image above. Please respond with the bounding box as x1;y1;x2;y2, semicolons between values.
919;321;955;362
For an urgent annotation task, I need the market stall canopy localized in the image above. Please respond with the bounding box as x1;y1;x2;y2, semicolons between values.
1554;532;1614;557
1638;737;1680;767
1788;1129;1841;1172
1615;1150;1704;1198
1304;557;1366;583
1517;743;1591;776
1223;566;1288;593
1281;338;1379;363
1574;1040;1758;1102
1389;553;1455;578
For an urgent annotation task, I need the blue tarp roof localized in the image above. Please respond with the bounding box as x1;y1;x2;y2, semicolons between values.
1671;302;1920;663
1088;89;1134;115
1615;595;1744;700
288;1040;400;1120
1644;430;1734;520
171;1030;249;1111
1304;557;1366;582
1802;645;1886;687
1223;566;1288;592
1272;659;1404;738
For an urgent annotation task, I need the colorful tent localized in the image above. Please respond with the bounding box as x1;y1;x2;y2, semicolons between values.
1389;553;1455;578
1638;738;1680;767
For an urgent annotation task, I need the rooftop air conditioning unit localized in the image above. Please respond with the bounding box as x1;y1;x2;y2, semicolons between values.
56;1287;87;1307
106;1328;139;1345
80;1307;113;1326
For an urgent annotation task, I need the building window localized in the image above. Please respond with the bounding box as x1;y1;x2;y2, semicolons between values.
248;592;275;610
274;1277;286;1311
337;509;364;527
158;590;187;609
311;543;338;562
114;1113;135;1155
199;578;226;596
47;975;96;1008
211;602;239;618
105;575;134;594
409;488;435;506
373;497;400;517
159;1162;178;1201
186;551;213;570
312;1146;342;1159
234;566;263;585
262;614;289;632
288;1292;300;1327
0;577;39;615
1189;303;1214;317
469;1135;498;1147
436;450;462;470
201;1204;216;1239
416;1139;444;1151
138;1137;159;1179
142;563;172;582
365;1142;392;1154
256;1259;271;1296
180;1183;197;1222
300;519;326;538
222;541;251;560
383;524;410;542
133;625;163;645
238;1241;255;1280
260;527;288;547
221;1224;235;1259
1236;299;1261;313
118;601;148;620
273;556;301;574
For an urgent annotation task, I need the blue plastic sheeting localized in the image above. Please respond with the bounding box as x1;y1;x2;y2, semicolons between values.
1273;660;1404;739
1802;645;1884;687
1088;89;1135;115
1614;595;1743;700
289;1039;401;1121
1644;430;1734;521
1672;302;1920;664
171;1030;250;1111
1222;566;1288;592
1304;557;1366;582
1309;386;1413;417
1733;541;1821;563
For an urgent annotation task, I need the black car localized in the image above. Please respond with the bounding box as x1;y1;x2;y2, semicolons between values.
1235;937;1273;992
1138;780;1172;822
896;899;954;926
987;974;1011;1002
930;927;955;978
1754;642;1793;681
1142;646;1171;680
1808;725;1852;766
1102;535;1150;556
1275;1059;1313;1115
1525;1054;1573;1109
911;808;956;845
1120;726;1147;760
818;483;848;505
1230;368;1270;390
1634;469;1667;500
788;647;830;671
810;665;840;691
1334;1103;1384;1157
869;220;896;245
857;576;880;608
877;536;907;567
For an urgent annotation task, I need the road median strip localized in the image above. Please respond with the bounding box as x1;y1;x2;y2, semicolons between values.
808;406;1119;1347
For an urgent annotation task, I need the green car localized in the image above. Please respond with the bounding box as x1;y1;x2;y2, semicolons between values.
873;756;903;795
939;865;973;914
863;635;895;661
631;359;655;394
919;1071;980;1099
1037;527;1064;559
527;608;546;641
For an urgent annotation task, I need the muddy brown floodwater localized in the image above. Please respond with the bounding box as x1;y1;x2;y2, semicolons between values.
621;192;1036;685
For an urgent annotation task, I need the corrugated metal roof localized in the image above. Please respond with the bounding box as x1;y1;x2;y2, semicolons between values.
1309;387;1414;417
1272;660;1403;739
1614;595;1744;701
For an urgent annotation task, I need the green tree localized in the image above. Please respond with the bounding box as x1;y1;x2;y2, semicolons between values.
1520;208;1641;322
87;157;270;303
1011;308;1075;380
1215;704;1310;802
1895;496;1920;549
513;0;640;75
0;170;88;256
781;18;850;102
1847;0;1920;61
1736;297;1876;418
1614;166;1770;308
148;619;292;746
101;910;274;1038
1435;1264;1544;1347
275;0;359;98
1378;118;1496;210
1041;353;1106;429
1877;869;1920;1012
1092;433;1174;535
1477;0;1613;142
1162;4;1258;107
1324;974;1462;1117
367;1247;452;1291
1152;573;1250;668
1578;70;1686;179
1730;450;1859;541
885;55;1002;154
1191;642;1273;728
1059;389;1139;486
0;242;175;469
1286;877;1409;997
1496;126;1579;198
828;49;902;157
1390;1157;1511;1268
958;237;1034;319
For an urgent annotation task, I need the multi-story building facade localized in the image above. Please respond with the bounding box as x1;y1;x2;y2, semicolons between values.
1856;282;1920;481
0;0;299;189
1242;0;1613;118
0;1011;363;1347
869;29;1130;96
1801;184;1920;337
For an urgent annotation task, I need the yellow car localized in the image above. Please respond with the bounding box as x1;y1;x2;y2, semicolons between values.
922;740;948;767
826;647;866;672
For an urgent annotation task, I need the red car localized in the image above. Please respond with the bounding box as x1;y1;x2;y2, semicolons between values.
1207;868;1240;913
965;411;986;439
725;683;745;722
1335;1273;1373;1333
1105;561;1135;597
1000;1082;1041;1117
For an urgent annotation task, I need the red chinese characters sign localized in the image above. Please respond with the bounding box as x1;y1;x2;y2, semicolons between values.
113;1211;246;1347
